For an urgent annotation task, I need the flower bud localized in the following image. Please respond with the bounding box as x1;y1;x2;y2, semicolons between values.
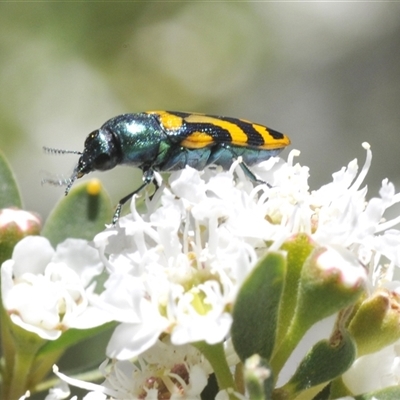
348;287;400;356
0;208;41;263
295;245;367;328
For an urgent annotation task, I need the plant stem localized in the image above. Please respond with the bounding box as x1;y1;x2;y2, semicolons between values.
194;341;237;399
270;315;306;378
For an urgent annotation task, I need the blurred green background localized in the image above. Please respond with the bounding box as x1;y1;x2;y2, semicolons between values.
1;2;400;221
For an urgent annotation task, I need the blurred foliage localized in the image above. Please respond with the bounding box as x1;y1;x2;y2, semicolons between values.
0;2;400;219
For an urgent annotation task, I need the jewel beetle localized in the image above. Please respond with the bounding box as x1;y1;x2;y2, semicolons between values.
44;111;291;224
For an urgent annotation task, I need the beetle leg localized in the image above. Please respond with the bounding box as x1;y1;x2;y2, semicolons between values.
112;169;155;224
208;144;270;187
238;160;270;187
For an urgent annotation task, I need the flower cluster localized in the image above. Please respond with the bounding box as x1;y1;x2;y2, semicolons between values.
96;144;398;354
2;143;400;399
51;144;397;398
53;336;212;399
1;236;110;339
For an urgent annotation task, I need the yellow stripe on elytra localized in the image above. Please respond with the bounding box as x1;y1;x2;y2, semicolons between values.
252;123;291;149
180;131;214;149
147;111;183;130
184;114;248;145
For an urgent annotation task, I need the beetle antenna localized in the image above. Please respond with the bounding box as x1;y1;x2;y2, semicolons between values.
41;168;78;196
43;146;82;156
64;169;78;195
41;174;73;187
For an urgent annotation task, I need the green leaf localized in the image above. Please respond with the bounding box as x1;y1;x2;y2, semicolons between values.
194;341;236;395
0;307;48;398
270;246;366;376
0;148;22;208
354;386;400;400
28;322;117;391
231;252;286;362
42;179;113;246
278;234;315;345
36;321;116;357
279;328;356;398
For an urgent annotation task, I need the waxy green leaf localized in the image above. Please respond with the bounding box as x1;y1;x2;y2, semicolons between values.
0;148;22;208
354;386;400;400
279;328;356;398
278;234;315;346
42;180;112;246
231;252;286;362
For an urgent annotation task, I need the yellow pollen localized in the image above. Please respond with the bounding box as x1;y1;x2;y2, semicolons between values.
87;179;102;196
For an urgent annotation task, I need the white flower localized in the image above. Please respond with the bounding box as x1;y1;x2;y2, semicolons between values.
90;144;400;361
1;236;111;340
53;337;210;399
94;165;271;359
342;339;400;395
262;144;400;283
51;143;400;398
310;144;400;280
18;391;31;400
44;381;71;400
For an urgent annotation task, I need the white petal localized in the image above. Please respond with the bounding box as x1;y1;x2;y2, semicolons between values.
12;236;54;276
106;319;165;360
54;239;103;285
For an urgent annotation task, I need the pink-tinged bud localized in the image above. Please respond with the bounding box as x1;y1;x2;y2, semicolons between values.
268;246;368;376
312;246;367;290
348;287;400;356
294;246;368;330
0;208;41;263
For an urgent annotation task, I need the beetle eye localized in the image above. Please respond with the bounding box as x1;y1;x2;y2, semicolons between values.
93;153;111;169
85;130;99;146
